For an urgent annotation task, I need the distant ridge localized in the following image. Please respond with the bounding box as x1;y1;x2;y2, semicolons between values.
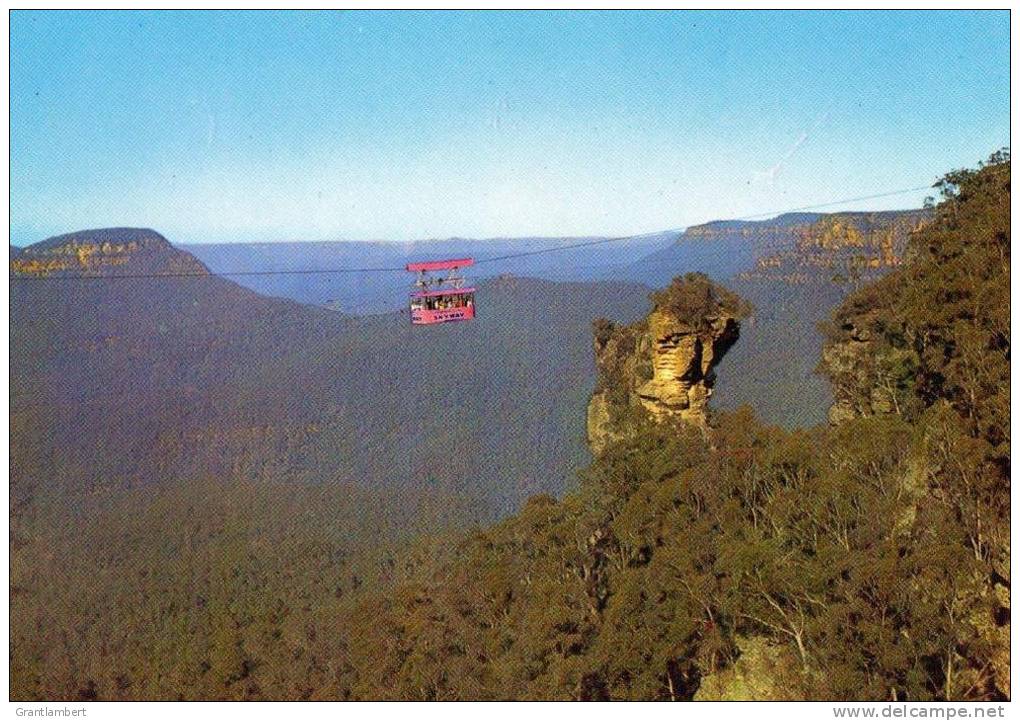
23;227;173;251
11;231;651;522
11;227;209;278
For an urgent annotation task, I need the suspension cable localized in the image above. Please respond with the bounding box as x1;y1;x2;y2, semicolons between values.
9;183;932;282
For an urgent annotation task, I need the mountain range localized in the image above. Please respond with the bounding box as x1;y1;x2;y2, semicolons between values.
11;232;651;527
11;208;929;531
18;193;1002;702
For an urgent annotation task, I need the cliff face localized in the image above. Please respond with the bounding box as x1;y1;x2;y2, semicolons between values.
587;273;749;453
10;228;208;278
736;210;930;286
634;308;740;423
622;209;929;430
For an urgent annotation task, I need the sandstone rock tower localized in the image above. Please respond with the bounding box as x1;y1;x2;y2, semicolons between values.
587;273;749;454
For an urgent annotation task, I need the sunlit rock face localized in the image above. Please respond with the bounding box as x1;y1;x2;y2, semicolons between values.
587;273;749;453
10;228;208;278
734;210;931;286
635;308;739;425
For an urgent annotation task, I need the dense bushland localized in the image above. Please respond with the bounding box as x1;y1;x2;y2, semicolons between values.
10;154;1009;700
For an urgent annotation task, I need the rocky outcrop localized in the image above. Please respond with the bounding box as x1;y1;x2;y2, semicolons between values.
820;318;897;424
818;276;917;425
634;308;739;424
10;228;208;278
587;273;749;453
694;637;810;701
585;393;621;455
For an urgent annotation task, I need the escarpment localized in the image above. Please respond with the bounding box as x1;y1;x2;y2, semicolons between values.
10;227;209;278
735;210;930;286
587;273;750;453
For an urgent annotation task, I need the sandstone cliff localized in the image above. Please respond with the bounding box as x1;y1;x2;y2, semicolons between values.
10;227;208;278
736;210;930;286
587;273;750;453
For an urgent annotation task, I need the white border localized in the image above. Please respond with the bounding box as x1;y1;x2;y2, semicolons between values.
3;4;1015;719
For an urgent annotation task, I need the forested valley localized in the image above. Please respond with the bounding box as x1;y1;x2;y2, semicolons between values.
10;153;1010;701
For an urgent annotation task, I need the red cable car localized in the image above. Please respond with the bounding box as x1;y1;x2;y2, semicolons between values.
406;258;476;325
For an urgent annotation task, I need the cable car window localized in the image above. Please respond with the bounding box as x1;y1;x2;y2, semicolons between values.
405;258;476;326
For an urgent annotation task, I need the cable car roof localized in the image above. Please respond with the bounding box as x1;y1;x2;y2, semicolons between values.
405;258;474;273
410;286;477;298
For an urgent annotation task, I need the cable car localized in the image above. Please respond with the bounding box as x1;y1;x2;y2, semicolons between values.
406;258;476;325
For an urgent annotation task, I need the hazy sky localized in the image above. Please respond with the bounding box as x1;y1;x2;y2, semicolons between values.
10;10;1010;245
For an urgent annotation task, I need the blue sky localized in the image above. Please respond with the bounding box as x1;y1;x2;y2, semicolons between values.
10;10;1010;245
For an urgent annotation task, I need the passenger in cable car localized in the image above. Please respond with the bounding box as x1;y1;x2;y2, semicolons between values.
406;258;475;325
